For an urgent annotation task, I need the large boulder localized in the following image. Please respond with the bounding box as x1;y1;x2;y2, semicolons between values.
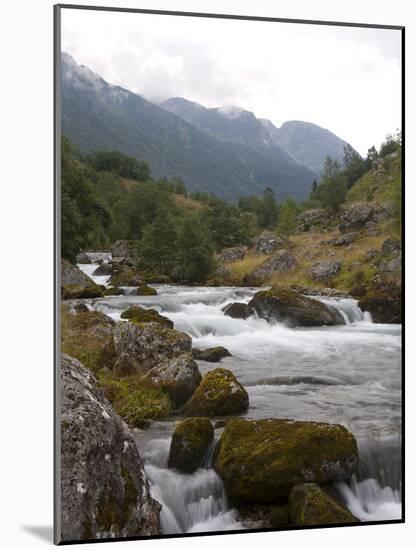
244;250;298;286
141;353;202;408
168;418;214;473
93;262;112;276
111;240;138;265
338;203;390;233
113;322;192;376
61;307;116;372
358;283;402;323
218;246;246;263
222;302;254;319
136;284;158;296
248;287;344;327
181;368;249;417
60;354;161;541
121;306;173;328
295;209;334;233
252;232;289;254
326;232;359;247
61;259;103;299
192;346;231;362
289;483;358;526
378;238;402;275
307;261;342;282
110;265;145;287
213;419;358;504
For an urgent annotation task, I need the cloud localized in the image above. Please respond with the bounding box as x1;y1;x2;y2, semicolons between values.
61;8;402;155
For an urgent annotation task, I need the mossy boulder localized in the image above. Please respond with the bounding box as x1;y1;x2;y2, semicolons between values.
358;283;402;323
248;287;344;327
213;419;358;504
222;302;254;319
103;286;124;296
181;368;249;417
244;250;298;285
113;321;192;376
192;346;231;362
168;418;214;473
136;284;158;296
289;483;358;526
61;307;116;372
121;306;173;328
141;353;202;408
109;265;145;287
61;284;104;300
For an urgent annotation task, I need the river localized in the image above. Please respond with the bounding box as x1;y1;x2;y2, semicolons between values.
79;264;402;533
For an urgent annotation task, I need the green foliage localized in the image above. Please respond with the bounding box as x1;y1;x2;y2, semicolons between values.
277;198;299;235
342;144;367;189
86;150;151;181
203;198;250;250
311;155;347;211
379;131;401;157
257;187;279;228
138;207;178;274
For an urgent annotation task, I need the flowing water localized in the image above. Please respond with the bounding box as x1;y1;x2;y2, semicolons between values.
79;264;402;533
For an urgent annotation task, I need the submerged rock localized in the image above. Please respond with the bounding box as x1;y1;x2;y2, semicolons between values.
121;306;173;328
60;354;161;541
181;368;249;417
192;346;232;362
289;483;358;526
248;287;344;327
103;286;124;297
168;418;214;473
244;250;298;285
222;302;254;319
307;261;342;282
213;418;358;504
92;262;112;276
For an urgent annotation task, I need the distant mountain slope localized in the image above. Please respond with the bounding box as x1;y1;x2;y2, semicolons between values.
61;53;315;201
260;119;352;176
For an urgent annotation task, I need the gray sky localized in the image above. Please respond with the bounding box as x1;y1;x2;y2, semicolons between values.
61;8;402;155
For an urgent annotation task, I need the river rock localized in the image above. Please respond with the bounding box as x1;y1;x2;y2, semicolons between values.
244;250;298;285
141;353;202;408
75;251;92;264
60;354;161;541
192;347;232;362
113;322;192;376
222;302;254;319
252;231;289;254
358;283;402;323
110;265;145;287
218;246;246;263
288;483;358;526
93;262;112;276
248;287;344;327
213;418;358;504
181;368;249;417
103;286;124;296
61;259;103;299
111;240;138;266
307;261;342;282
121;306;173;328
168;418;214;473
61;307;116;372
136;284;158;296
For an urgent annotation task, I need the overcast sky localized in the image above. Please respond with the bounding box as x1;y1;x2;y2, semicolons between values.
61;8;402;155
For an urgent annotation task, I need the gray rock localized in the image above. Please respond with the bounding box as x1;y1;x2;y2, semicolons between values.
168;418;214;473
295;209;333;232
252;231;289;254
244;250;298;285
61;259;96;287
327;232;359;246
75;251;92;264
222;302;254;319
192;346;232;362
212;265;232;280
60;354;161;542
111;240;138;266
217;246;246;263
381;238;401;258
339;203;374;232
93;262;112;276
308;261;342;282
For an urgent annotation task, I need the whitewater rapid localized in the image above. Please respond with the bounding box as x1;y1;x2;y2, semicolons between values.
79;265;402;533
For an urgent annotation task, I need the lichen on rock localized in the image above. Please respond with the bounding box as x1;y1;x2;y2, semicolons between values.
168;417;214;473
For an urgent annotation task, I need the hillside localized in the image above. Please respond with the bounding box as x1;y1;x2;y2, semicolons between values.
61;53;315;202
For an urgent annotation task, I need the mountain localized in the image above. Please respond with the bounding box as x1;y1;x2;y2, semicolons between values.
61;53;315;202
260;119;351;176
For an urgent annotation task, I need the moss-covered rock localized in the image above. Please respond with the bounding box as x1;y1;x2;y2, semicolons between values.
61;284;104;300
113;321;192;376
358;283;401;323
136;284;158;296
121;306;173;328
192;346;231;362
248;286;344;327
103;286;124;296
168;418;214;473
181;368;249;417
213;419;358;504
289;483;358;526
141;353;202;408
61;306;116;372
109;265;145;287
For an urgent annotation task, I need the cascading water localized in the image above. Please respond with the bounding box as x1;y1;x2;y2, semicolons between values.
79;274;402;531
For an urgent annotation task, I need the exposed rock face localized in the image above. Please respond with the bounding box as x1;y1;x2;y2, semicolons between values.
338;202;391;233
113;322;192;376
218;246;246;263
168;418;214;473
222;302;254;319
288;483;358;526
358;282;402;323
307;261;342;282
121;306;173;328
252;231;289;254
213;418;358;504
192;346;232;362
111;240;138;265
248;287;344;327
181;368;249;417
326;232;359;247
61;308;116;372
61;259;103;299
76;251;92;264
141;353;202;408
244;250;298;285
60;354;161;541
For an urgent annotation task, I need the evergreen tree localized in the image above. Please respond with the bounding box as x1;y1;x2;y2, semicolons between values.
138;208;178;274
277;198;299;235
257;187;279;228
175;215;214;282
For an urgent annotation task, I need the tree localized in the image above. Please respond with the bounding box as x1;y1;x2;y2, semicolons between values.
257;187;279;228
175;215;214;282
203;198;250;250
138;207;178;274
342;144;366;189
319;174;348;211
87;150;151;181
277;198;299;235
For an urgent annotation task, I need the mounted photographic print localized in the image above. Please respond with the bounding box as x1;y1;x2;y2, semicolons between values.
54;4;404;545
